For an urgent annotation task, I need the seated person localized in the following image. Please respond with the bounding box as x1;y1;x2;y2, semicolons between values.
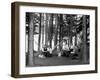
70;45;75;54
42;45;52;57
70;46;79;60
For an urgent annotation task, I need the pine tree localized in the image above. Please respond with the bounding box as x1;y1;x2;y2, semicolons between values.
28;13;35;66
38;13;41;51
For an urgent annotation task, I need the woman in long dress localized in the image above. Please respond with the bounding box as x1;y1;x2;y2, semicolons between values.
62;40;70;57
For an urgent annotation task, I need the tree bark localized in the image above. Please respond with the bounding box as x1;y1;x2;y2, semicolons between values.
54;14;58;51
45;14;48;46
49;14;53;48
83;15;87;63
42;13;44;47
59;14;63;50
38;13;41;51
28;13;34;66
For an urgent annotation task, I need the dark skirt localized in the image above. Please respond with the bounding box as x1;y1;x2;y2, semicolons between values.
62;50;70;57
42;51;52;57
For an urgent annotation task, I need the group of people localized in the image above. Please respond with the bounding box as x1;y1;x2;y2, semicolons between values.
38;38;79;59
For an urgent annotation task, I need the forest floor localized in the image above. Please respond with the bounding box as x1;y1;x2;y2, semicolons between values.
27;55;89;67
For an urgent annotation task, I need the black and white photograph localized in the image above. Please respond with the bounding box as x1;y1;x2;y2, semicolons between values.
11;2;97;77
25;12;90;67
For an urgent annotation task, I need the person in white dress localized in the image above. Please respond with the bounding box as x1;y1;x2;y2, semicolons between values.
62;39;70;57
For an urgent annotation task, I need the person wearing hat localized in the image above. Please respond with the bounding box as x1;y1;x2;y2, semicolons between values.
42;44;52;57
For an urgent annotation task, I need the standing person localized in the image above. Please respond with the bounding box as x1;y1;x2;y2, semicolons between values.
62;38;70;57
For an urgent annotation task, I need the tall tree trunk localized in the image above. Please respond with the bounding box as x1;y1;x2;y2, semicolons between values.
38;13;41;51
45;14;48;46
49;14;53;48
59;14;63;50
54;14;58;51
56;14;60;52
43;13;46;45
83;15;87;63
42;14;44;47
70;15;74;47
39;13;44;50
75;16;77;46
28;13;34;66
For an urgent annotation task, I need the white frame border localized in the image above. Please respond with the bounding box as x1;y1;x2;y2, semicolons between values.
19;5;96;75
